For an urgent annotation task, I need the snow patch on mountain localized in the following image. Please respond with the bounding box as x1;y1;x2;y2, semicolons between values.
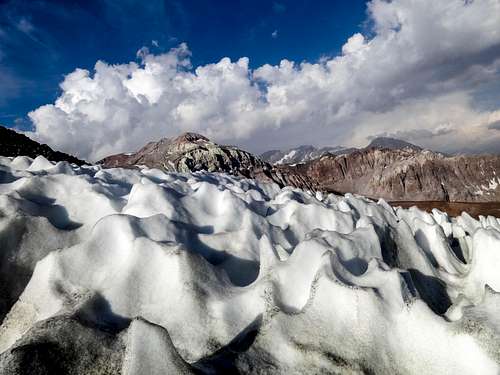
1;155;500;374
261;145;355;165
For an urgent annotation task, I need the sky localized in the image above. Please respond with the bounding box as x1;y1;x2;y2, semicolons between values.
1;0;500;161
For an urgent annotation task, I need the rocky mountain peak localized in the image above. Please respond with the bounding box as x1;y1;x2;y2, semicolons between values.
99;132;315;190
174;132;210;144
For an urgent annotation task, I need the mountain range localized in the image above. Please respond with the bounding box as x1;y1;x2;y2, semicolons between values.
292;147;500;202
100;132;500;202
1;125;499;203
260;137;421;165
260;145;356;165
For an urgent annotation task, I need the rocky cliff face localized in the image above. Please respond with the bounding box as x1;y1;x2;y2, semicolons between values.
99;132;314;190
0;126;86;165
295;148;500;202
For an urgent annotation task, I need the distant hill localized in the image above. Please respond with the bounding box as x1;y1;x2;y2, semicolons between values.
0;125;86;165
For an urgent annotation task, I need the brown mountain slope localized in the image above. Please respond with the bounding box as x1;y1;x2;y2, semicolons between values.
293;148;500;202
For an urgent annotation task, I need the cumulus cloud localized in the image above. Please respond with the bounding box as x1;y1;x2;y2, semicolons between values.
356;92;500;153
27;0;500;161
373;127;455;142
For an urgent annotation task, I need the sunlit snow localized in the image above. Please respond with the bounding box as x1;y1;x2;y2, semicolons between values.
1;155;500;374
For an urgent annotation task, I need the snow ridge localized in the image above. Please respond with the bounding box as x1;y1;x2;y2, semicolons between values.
1;155;500;374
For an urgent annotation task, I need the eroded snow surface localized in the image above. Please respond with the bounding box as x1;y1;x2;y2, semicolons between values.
0;155;500;374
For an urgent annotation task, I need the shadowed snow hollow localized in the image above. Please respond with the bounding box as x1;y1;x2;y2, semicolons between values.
0;155;500;374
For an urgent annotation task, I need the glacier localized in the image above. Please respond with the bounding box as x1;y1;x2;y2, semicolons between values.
0;155;500;374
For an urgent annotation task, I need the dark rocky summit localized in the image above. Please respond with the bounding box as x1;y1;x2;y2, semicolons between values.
0;126;85;165
366;136;422;151
99;132;315;190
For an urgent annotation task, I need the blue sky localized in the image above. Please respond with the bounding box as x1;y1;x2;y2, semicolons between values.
1;0;500;160
0;0;366;128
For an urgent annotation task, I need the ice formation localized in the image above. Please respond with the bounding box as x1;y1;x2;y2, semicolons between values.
1;155;500;374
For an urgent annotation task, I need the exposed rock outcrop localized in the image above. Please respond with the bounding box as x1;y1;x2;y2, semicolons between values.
99;132;315;190
0;126;86;165
295;148;500;202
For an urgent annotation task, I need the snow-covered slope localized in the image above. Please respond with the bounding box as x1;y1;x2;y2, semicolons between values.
1;155;500;374
261;145;355;165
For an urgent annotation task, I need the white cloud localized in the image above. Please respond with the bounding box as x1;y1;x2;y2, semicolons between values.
28;0;500;161
271;30;278;39
341;33;365;55
350;92;500;154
